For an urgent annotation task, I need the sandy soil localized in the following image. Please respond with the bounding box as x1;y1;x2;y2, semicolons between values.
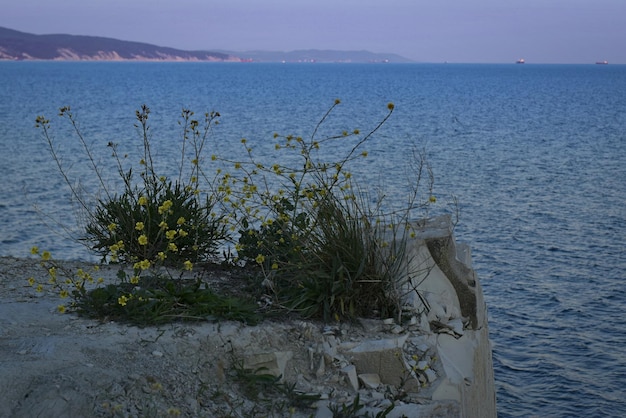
0;257;401;417
0;257;308;417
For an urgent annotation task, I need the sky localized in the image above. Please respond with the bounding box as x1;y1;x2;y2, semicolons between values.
1;0;625;64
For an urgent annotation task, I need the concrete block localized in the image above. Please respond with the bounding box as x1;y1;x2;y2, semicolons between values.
243;351;293;380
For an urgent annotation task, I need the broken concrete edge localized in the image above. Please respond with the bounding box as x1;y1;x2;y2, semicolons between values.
238;214;496;417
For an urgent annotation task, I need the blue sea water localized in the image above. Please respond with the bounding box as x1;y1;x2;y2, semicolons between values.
1;62;626;417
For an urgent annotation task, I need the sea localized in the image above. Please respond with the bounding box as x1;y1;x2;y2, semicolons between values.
1;62;625;417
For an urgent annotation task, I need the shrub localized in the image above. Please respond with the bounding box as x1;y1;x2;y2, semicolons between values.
36;105;227;268
220;101;437;321
32;105;246;324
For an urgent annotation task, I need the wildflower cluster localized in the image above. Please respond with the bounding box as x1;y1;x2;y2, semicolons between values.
83;106;227;269
32;105;257;324
32;100;439;324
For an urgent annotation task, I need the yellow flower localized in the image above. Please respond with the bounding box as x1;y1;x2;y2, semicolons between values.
97;277;104;284
168;243;178;252
211;154;217;161
158;200;173;214
118;295;128;306
135;221;145;231
255;254;265;264
178;230;188;238
138;196;148;206
27;277;35;286
334;98;341;105
30;246;39;255
57;305;66;314
387;102;395;110
159;221;168;229
271;263;278;270
183;260;193;271
138;235;148;245
60;290;69;298
130;276;139;284
166;407;181;416
361;151;368;157
138;259;151;270
36;284;43;292
107;223;117;232
157;252;167;261
176;217;185;225
42;251;51;261
166;230;177;240
429;195;437;203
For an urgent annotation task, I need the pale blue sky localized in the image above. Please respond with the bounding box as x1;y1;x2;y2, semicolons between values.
1;0;624;63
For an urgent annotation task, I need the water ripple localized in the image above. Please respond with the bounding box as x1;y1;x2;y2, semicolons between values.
1;63;626;416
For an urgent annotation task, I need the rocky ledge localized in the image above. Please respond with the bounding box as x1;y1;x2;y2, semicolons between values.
0;215;496;417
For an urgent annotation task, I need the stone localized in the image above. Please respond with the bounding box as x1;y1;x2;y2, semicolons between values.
314;405;333;418
358;373;381;389
447;318;465;336
340;365;359;391
243;351;293;380
346;334;418;390
425;368;438;383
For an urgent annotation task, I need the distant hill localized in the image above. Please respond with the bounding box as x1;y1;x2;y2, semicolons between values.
0;27;239;61
220;49;414;63
0;26;414;63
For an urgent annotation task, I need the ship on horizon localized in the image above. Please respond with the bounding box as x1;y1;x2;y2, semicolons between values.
516;58;525;64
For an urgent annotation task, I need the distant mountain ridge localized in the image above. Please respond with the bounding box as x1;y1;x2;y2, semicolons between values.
0;27;239;61
0;26;413;63
218;49;414;63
